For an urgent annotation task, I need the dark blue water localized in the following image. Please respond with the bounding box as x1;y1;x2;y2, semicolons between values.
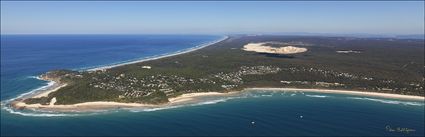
1;35;424;136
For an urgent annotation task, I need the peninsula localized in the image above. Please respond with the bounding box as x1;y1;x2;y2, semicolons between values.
10;35;425;111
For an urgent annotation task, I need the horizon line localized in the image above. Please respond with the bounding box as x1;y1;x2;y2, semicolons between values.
1;32;424;35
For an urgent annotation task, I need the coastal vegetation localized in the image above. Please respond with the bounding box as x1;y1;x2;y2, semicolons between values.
22;35;424;105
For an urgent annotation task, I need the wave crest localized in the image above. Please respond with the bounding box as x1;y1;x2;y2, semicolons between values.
348;97;424;106
127;98;229;112
305;94;330;98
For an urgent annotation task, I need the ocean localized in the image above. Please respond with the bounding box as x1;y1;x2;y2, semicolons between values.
1;35;424;136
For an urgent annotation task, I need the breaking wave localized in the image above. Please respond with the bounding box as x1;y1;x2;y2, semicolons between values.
190;99;228;105
347;97;424;106
305;95;330;98
127;105;182;112
127;98;230;112
26;76;40;79
260;94;273;97
1;105;91;117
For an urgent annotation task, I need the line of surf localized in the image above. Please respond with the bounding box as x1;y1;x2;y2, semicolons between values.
3;88;424;117
347;97;424;106
247;88;425;101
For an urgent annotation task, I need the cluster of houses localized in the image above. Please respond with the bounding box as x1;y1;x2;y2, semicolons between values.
212;66;282;84
47;64;423;100
88;70;221;98
87;65;282;99
280;81;345;87
50;63;422;101
281;67;423;93
282;67;374;81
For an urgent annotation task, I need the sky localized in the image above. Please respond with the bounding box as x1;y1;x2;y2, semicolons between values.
1;1;424;35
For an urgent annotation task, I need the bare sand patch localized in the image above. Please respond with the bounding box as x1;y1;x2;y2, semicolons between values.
242;42;307;54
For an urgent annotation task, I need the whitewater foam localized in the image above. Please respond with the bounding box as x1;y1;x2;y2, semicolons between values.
191;99;228;105
127;98;230;112
128;105;182;112
348;97;424;106
26;76;40;79
305;95;330;98
261;94;273;97
1;105;85;117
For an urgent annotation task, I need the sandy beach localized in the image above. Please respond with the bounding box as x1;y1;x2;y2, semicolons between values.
32;83;68;98
12;92;232;111
11;87;424;112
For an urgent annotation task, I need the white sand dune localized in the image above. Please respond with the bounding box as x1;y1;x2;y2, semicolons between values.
242;42;307;54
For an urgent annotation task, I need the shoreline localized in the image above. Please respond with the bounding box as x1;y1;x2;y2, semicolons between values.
10;88;424;112
88;36;228;71
247;88;425;101
11;92;234;112
32;83;68;98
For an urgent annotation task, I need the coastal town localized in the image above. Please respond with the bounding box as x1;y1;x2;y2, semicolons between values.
21;64;423;106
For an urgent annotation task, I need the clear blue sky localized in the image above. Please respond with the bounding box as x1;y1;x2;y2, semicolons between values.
1;1;424;35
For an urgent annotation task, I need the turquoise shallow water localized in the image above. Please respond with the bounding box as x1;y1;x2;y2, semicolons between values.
1;35;424;136
2;91;424;136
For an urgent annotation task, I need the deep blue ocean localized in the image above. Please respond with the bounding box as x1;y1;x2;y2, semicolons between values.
1;35;424;136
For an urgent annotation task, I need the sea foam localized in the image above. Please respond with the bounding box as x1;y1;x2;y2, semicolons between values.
305;94;330;98
127;98;230;112
348;97;424;106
